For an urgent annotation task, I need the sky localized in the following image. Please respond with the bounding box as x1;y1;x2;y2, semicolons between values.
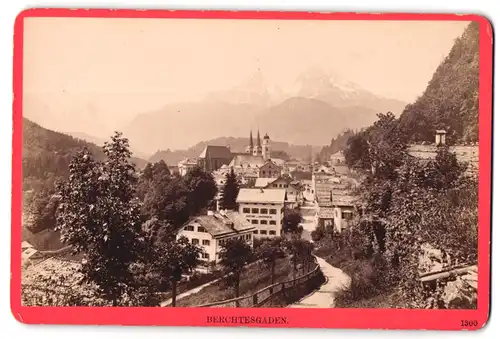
23;17;469;132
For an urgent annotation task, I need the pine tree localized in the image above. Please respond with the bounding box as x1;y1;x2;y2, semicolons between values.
221;168;240;210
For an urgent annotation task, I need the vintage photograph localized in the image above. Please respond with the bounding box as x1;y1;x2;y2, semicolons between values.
20;17;479;309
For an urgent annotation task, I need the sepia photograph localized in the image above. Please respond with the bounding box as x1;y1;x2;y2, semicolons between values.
17;13;483;315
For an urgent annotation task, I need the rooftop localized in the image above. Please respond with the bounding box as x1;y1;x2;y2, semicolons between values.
178;158;198;166
182;211;255;237
199;145;233;159
237;188;287;204
229;154;265;168
254;177;278;188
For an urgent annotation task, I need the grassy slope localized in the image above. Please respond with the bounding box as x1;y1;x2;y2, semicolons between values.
176;258;296;307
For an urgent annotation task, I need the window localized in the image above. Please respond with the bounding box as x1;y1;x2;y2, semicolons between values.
202;253;209;260
260;230;267;235
285;184;288;188
342;211;353;220
253;230;258;234
260;208;268;214
262;171;266;176
270;220;277;225
192;238;199;245
198;226;207;233
252;208;259;214
184;225;194;231
251;220;258;224
273;184;277;188
245;234;251;240
269;209;277;215
269;231;276;235
202;239;210;246
243;208;250;213
260;220;267;225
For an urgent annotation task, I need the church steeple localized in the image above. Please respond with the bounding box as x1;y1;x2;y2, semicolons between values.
249;130;254;148
256;130;261;147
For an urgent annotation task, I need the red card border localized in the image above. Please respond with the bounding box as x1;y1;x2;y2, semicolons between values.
10;8;493;330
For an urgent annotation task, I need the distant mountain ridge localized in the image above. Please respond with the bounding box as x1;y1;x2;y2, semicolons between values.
24;67;407;155
123;71;403;154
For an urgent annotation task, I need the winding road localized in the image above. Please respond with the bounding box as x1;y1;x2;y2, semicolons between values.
289;256;351;308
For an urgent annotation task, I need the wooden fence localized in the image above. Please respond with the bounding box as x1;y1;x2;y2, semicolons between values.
197;259;322;308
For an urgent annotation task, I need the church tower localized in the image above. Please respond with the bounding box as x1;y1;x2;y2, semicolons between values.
262;133;271;160
253;130;262;156
245;130;254;154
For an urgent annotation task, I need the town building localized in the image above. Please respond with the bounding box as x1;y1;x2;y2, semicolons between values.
197;145;234;172
236;188;287;238
177;210;255;265
330;151;346;165
178;158;198;176
255;176;303;208
259;159;281;178
314;182;357;233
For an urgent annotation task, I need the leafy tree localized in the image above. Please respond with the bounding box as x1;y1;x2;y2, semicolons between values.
219;237;253;302
284;238;313;280
143;176;191;227
183;166;218;215
221;168;240;210
153;236;201;307
56;132;145;306
283;208;304;236
256;237;286;284
141;217;176;244
27;188;61;233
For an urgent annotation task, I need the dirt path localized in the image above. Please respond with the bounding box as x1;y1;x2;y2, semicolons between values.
289;256;351;308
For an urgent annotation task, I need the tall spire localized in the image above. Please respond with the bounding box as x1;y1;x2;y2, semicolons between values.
249;130;254;148
257;129;261;147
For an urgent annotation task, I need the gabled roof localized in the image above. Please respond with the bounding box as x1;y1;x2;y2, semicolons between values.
237;188;287;204
260;159;280;168
229;154;265;168
254;177;278;188
22;241;33;250
182;211;255;237
178;158;198;166
199;145;233;159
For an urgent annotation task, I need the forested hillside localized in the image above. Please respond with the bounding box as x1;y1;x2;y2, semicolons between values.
23;118;147;193
398;22;479;144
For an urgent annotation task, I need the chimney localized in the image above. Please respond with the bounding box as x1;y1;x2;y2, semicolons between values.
435;130;446;146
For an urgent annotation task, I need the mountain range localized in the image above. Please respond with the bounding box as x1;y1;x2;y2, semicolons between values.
23;68;407;156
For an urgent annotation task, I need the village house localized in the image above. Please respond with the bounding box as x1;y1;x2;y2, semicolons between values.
259;159;281;178
176;210;255;265
177;158;198;176
330;151;345;165
314;189;357;233
236;188;287;238
255;176;303;208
